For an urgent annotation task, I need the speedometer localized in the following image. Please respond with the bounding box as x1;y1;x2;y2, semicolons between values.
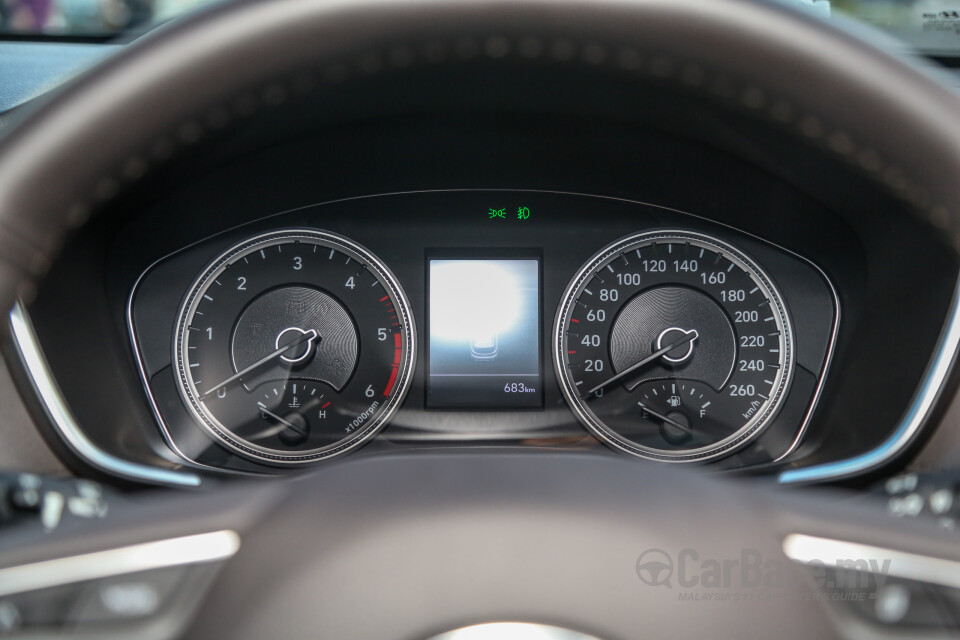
173;229;415;465
553;230;793;462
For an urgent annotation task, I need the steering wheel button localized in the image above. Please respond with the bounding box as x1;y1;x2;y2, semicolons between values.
874;584;911;624
97;582;161;617
0;602;20;633
929;489;954;515
70;567;185;624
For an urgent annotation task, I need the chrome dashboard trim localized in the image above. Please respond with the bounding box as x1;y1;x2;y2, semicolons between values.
126;261;253;474
8;302;202;488
783;533;960;590
772;260;840;464
0;529;239;596
778;274;960;484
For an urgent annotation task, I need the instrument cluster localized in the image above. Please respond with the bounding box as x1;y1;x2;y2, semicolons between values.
128;190;838;474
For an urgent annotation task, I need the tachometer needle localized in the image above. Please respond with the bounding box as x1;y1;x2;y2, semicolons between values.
586;329;698;396
201;329;319;398
637;402;694;435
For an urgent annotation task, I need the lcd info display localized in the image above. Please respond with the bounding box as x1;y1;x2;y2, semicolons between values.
427;258;541;408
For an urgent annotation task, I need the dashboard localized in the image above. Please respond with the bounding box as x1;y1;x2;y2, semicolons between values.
7;2;960;638
1;7;958;487
13;103;958;484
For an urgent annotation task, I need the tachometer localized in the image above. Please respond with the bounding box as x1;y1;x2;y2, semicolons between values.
553;231;793;462
173;229;415;464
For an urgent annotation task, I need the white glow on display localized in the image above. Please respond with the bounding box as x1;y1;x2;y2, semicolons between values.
430;260;521;342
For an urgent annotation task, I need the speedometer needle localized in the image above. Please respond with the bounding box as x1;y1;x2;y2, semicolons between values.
586;329;698;396
637;402;694;435
201;329;319;398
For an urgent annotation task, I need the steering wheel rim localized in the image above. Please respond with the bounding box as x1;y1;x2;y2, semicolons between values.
2;0;960;638
0;0;959;301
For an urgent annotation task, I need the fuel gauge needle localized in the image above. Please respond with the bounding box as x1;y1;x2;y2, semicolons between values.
636;402;694;435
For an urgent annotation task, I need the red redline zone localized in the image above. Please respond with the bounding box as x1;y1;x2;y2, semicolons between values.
383;366;399;397
383;333;403;396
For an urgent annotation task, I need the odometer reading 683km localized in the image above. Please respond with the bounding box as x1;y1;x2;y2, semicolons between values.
174;229;415;465
553;231;794;462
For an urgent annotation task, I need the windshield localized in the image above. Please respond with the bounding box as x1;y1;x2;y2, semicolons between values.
0;0;215;37
833;0;960;56
2;0;960;57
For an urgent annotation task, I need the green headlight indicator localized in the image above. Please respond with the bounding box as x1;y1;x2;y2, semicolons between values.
487;206;531;221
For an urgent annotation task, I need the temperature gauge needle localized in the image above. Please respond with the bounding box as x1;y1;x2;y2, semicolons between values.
201;329;318;398
256;403;306;436
636;402;694;435
586;329;698;396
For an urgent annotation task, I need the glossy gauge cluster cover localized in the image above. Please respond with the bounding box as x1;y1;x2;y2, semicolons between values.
553;231;794;462
123;192;839;475
173;229;416;465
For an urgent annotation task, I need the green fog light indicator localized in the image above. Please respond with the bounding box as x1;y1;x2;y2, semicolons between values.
486;206;531;220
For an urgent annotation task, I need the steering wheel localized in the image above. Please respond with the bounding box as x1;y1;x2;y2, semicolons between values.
1;1;959;638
